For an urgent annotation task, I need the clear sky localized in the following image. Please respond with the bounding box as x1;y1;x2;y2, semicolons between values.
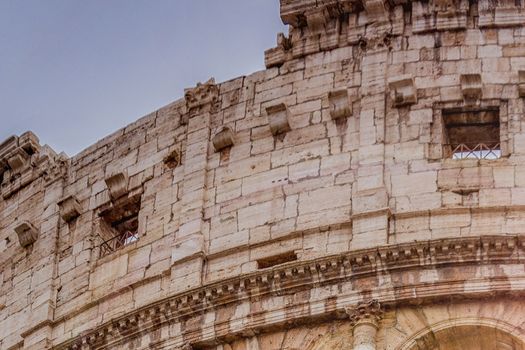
0;0;286;156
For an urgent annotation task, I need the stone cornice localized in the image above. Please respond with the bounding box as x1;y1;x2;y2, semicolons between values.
266;0;525;67
54;234;525;350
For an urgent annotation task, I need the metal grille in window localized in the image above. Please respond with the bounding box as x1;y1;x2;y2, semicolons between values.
443;108;501;160
98;194;141;257
450;142;501;160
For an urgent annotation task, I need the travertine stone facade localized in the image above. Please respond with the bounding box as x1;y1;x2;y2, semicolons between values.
2;0;525;349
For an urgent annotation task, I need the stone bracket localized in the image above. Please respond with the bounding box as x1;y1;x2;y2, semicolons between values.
212;127;235;152
519;71;525;98
266;103;292;136
388;75;417;107
14;221;39;247
58;195;82;223
460;74;483;101
105;172;129;201
329;88;353;119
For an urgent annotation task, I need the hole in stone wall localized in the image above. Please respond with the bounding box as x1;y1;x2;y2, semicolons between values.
163;150;179;169
98;194;141;257
257;251;298;269
442;108;501;160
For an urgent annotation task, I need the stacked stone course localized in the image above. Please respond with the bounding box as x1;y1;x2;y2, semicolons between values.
1;0;525;349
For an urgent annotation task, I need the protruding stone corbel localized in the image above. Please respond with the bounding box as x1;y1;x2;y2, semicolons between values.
388;75;417;106
329;89;353;120
363;0;388;21
346;300;383;350
184;78;220;114
518;71;525;98
266;103;292;136
58;195;82;222
6;148;30;173
460;74;482;100
305;7;330;32
14;221;39;247
212;127;235;152
105;172;129;201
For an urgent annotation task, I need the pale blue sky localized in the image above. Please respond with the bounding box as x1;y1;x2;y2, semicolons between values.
0;1;286;155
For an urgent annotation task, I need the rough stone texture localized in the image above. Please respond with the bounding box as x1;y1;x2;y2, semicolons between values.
2;0;525;349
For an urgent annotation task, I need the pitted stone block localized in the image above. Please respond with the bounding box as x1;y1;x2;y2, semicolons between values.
266;103;292;136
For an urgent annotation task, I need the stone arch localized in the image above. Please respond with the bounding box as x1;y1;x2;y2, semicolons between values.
398;318;525;350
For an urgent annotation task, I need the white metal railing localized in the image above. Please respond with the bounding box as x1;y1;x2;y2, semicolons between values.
450;143;501;160
99;230;139;257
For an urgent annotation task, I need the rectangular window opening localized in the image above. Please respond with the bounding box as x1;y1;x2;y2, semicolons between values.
442;108;501;160
257;251;298;269
98;194;141;257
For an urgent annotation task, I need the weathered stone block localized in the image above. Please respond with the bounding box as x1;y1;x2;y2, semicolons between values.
328;89;352;120
212;127;235;152
104;172;128;201
460;74;482;100
58;195;82;222
388;75;417;106
14;221;39;247
266;103;292;136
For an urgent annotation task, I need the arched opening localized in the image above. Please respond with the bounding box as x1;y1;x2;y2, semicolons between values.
406;325;524;350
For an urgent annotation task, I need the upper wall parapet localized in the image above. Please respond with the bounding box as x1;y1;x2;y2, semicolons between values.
0;132;68;199
266;0;525;67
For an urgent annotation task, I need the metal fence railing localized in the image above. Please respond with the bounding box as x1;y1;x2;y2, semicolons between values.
450;143;501;160
99;231;139;258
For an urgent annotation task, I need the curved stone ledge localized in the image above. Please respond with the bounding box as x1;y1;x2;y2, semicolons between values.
54;234;525;349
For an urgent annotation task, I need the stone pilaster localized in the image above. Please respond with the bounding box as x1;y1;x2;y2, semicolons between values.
346;300;383;350
170;78;219;293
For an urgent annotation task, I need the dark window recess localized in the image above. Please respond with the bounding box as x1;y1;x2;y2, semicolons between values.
442;108;501;160
99;194;141;257
257;251;298;269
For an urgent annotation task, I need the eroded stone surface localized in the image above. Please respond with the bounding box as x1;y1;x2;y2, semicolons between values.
2;1;525;349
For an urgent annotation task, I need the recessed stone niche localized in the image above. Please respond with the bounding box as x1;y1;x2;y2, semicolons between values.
388;75;417;107
58;195;82;223
266;103;291;136
328;89;352;120
460;74;483;100
519;71;525;98
105;172;129;201
212;127;235;152
14;221;38;247
163;150;180;169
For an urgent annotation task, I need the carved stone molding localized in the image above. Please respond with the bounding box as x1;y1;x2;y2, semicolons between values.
212;127;235;152
54;234;525;350
14;221;39;248
0;132;67;199
58;195;82;223
184;78;220;115
346;299;383;327
266;103;292;135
